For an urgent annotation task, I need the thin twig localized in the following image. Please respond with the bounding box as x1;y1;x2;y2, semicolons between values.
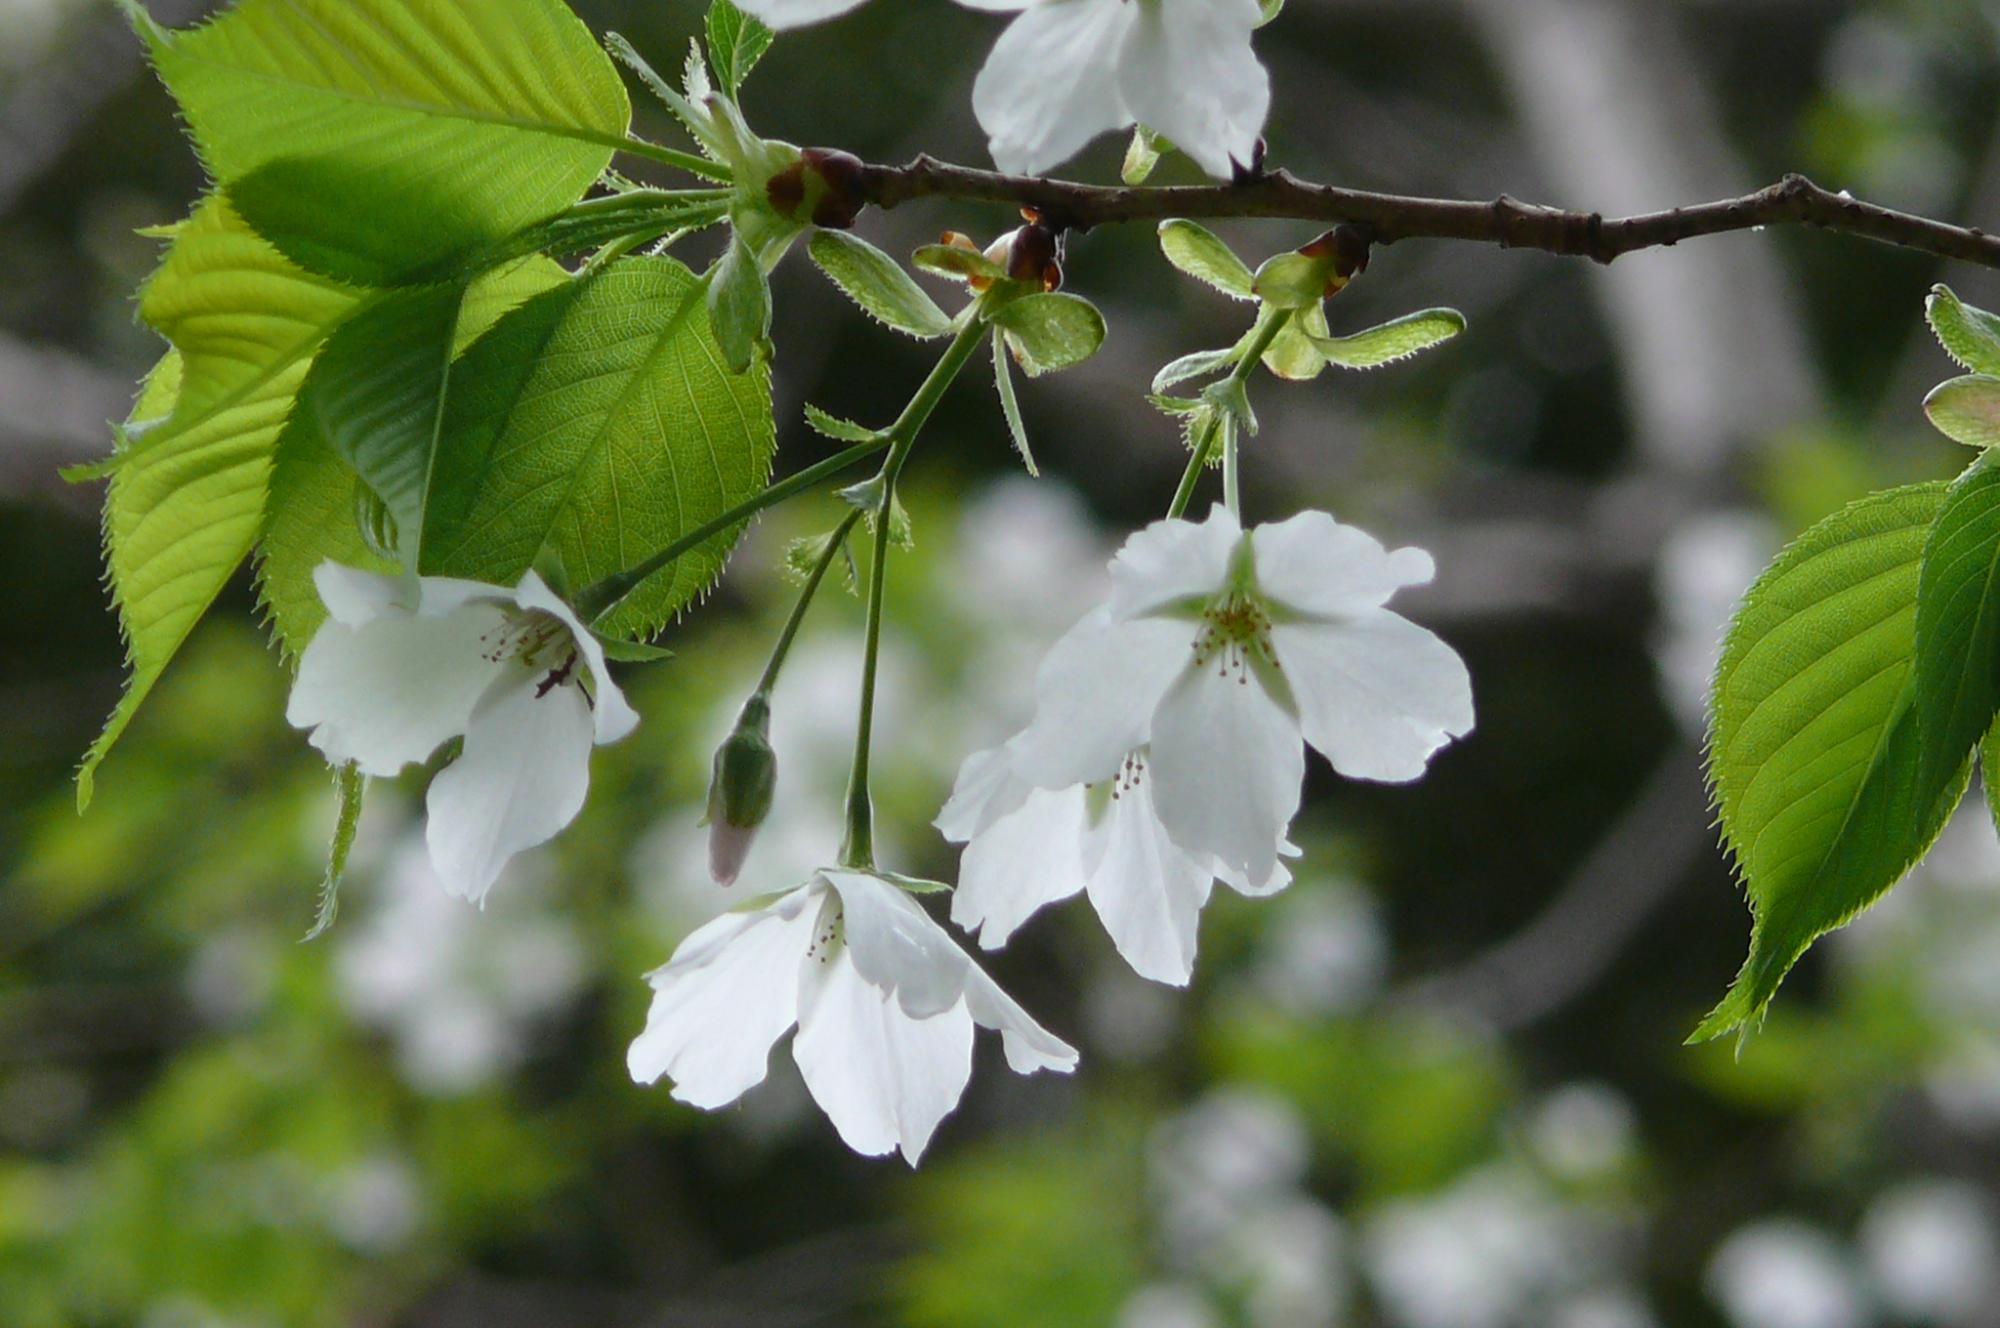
855;160;2000;268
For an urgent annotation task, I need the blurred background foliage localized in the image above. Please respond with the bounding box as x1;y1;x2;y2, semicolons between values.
7;0;2000;1324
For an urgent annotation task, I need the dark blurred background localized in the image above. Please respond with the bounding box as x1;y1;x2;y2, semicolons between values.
8;1;2000;1324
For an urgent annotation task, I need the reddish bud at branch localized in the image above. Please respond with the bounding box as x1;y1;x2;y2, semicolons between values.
767;148;868;230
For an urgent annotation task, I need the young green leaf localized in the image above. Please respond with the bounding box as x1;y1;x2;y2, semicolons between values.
1250;251;1333;309
303;763;366;942
1926;285;2000;376
79;197;364;808
1158;220;1254;300
1260;303;1332;381
1308;308;1468;369
992;329;1038;475
808;231;953;339
912;243;1005;284
1924;375;2000;449
804;403;880;443
1696;482;1968;1043
708;234;772;374
420;255;776;640
1913;451;2000;801
990;293;1107;376
1152;346;1240;394
707;0;774;94
133;0;632;285
1123;126;1166;185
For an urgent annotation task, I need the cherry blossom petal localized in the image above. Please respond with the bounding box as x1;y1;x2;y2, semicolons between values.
733;0;870;27
625;887;820;1107
287;602;510;777
820;870;971;1019
1216;841;1296;897
1148;663;1304;887
1249;511;1436;617
1115;0;1269;179
951;784;1091;949
1273;613;1474;783
1011;608;1193;789
425;673;596;903
312;562;410;626
1083;773;1214;985
511;571;639;744
962;967;1080;1075
1108;505;1243;620
935;743;1034;843
793;954;975;1164
972;0;1136;177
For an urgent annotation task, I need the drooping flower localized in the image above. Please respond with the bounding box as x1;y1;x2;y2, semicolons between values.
1002;506;1474;890
936;739;1292;985
734;0;1271;180
287;563;638;903
628;868;1077;1163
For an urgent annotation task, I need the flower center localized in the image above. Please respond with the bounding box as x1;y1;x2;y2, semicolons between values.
480;611;582;697
1109;749;1147;802
1191;593;1278;683
805;906;845;965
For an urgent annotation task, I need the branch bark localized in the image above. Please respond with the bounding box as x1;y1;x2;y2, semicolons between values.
855;160;2000;269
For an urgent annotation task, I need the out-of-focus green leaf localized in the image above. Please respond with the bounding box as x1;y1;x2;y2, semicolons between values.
1697;483;1968;1042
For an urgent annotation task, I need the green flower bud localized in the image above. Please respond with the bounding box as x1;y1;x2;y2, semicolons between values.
705;692;776;886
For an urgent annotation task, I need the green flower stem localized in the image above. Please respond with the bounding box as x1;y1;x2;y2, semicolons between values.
839;314;990;870
576;437;892;624
1165;307;1292;520
618;135;733;183
757;508;864;698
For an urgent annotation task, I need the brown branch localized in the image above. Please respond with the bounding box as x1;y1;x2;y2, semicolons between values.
854;160;2000;268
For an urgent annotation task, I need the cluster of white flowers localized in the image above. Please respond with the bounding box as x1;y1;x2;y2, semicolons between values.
288;502;1470;1162
735;0;1273;179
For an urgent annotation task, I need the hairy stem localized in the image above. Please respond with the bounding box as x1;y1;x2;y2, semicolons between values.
855;160;2000;270
1166;308;1291;520
756;508;864;698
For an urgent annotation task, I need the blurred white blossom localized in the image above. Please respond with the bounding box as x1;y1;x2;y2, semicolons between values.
1704;1220;1871;1328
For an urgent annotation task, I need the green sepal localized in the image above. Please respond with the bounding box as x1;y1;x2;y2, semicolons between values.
988;292;1107;376
1153;346;1239;394
808;230;953;339
1924;375;2000;449
1158;219;1254;300
593;633;675;662
837;475;914;548
786;528;859;593
881;871;952;895
1307;307;1468;370
804;403;881;443
1122;126;1167;185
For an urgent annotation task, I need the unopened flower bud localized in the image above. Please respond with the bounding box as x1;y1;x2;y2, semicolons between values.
767;147;869;231
1297;224;1371;293
1005;212;1062;290
705;693;776;886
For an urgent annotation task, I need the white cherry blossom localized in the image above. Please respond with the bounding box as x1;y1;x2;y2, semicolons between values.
287;563;638;904
628;868;1077;1163
735;0;1271;179
1006;506;1473;888
937;740;1293;985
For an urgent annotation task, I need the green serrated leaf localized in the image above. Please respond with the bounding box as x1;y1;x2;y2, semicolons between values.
708;233;771;374
135;0;632;285
1927;285;2000;376
593;632;674;662
1250;251;1333;310
606;31;724;159
803;402;879;443
303;763;365;942
1309;307;1467;370
809;230;954;339
79;197;364;808
420;254;776;640
1158;219;1254;300
1153;346;1239;394
707;0;774;94
1696;482;1969;1042
992;329;1037;476
990;292;1107;376
1924;375;2000;449
1261;303;1331;381
912;243;1004;284
1914;451;2000;801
